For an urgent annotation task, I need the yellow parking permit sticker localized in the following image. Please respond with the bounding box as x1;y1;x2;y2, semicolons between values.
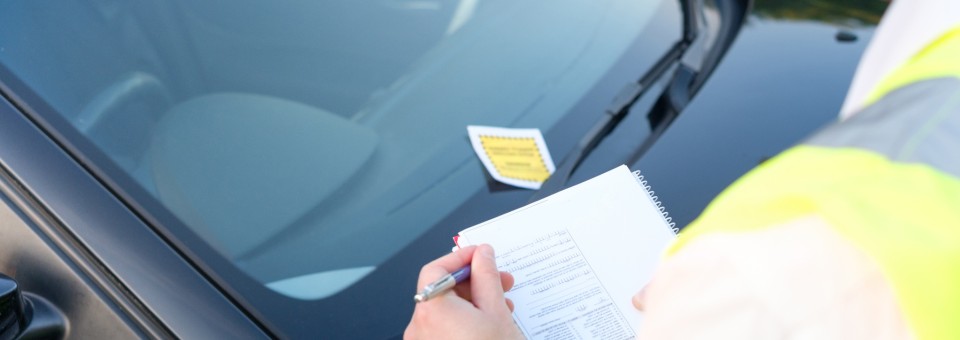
467;125;555;189
479;135;551;182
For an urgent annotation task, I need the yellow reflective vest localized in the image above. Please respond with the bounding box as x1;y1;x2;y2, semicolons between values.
668;26;960;339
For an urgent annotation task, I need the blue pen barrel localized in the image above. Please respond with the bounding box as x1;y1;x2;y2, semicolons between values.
451;266;471;283
414;265;472;303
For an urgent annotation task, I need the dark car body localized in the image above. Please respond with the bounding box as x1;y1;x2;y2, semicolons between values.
0;0;884;338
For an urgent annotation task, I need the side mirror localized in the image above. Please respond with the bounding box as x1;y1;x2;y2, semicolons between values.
0;274;65;340
0;273;29;340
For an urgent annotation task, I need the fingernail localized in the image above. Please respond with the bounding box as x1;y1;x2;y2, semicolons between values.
632;286;648;310
480;244;495;258
632;292;644;311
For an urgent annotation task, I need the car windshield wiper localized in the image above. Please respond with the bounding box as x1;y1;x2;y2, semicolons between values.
530;43;693;201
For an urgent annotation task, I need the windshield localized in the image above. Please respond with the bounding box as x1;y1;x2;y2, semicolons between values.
0;0;681;336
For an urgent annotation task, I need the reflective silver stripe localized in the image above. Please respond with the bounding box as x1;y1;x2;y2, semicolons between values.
808;77;960;178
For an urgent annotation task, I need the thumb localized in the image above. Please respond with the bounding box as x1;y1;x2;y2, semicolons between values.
470;244;507;311
632;285;648;311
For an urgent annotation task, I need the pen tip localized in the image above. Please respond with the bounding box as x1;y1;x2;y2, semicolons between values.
414;294;425;303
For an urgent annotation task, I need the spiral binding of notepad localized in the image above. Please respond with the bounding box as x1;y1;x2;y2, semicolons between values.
632;170;679;234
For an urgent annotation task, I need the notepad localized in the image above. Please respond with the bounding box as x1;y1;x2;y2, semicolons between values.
455;165;676;339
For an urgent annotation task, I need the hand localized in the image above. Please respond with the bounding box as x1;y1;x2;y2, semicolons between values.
404;244;523;340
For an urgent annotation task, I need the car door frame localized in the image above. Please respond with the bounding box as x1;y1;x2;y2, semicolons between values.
0;82;268;338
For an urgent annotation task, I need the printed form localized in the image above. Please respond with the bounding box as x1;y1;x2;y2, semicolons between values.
457;166;676;340
498;229;634;339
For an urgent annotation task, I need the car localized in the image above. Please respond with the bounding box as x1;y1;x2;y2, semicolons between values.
0;0;884;338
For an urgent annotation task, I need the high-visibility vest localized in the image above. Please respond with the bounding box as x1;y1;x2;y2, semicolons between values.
667;23;960;339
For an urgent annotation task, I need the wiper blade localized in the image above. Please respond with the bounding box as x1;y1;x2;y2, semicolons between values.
531;83;643;199
530;43;691;201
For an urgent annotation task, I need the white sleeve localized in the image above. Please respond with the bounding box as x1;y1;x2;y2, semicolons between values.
638;216;913;339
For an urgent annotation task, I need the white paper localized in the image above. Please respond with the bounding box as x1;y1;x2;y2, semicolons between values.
457;166;676;339
467;125;556;190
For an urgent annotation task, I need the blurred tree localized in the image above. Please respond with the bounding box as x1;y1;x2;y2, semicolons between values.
753;0;888;26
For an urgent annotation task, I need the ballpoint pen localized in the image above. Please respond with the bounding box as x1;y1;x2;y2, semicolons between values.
413;265;471;303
